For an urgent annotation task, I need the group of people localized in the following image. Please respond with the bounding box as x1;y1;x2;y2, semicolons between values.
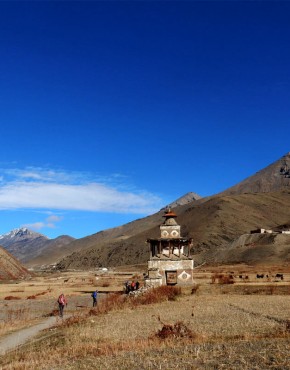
58;279;143;317
124;280;140;294
57;290;99;317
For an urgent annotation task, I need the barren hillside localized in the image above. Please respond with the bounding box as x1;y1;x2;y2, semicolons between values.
28;153;290;270
221;152;290;195
56;190;290;269
0;246;31;280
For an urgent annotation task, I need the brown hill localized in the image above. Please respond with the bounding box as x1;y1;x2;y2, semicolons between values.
215;232;290;265
25;235;76;268
221;152;290;195
0;246;31;280
56;190;290;269
54;152;290;270
39;193;201;268
162;191;202;209
0;228;75;268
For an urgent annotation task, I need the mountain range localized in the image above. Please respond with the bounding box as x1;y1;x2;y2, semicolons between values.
1;152;290;271
55;152;290;269
0;228;74;267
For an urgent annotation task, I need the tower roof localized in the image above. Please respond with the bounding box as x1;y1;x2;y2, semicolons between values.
163;207;177;218
162;207;178;226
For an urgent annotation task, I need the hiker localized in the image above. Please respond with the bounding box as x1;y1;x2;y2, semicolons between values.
124;281;129;294
125;280;131;294
135;281;140;290
58;293;67;318
91;290;98;307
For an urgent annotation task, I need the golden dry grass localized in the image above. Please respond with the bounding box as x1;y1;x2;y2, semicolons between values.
1;267;290;369
1;285;290;369
0;269;135;337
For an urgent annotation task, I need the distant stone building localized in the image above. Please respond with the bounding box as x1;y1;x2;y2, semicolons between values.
145;208;194;287
250;228;290;235
250;228;273;234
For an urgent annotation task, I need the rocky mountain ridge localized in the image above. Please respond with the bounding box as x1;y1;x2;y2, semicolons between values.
0;228;75;266
161;192;202;209
56;152;290;269
2;153;290;269
56;190;290;269
0;228;48;244
221;152;290;195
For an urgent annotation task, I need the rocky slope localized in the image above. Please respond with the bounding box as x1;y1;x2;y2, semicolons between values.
7;153;290;270
56;189;290;269
161;192;202;209
220;152;290;195
214;231;290;265
56;153;290;269
0;246;31;280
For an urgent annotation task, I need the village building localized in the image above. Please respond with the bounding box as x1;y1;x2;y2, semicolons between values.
145;208;194;287
250;228;274;234
250;228;290;235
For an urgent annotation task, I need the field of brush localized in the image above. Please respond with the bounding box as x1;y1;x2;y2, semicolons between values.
0;264;290;369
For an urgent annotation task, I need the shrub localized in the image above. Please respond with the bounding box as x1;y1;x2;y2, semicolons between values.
98;293;126;314
101;281;110;287
133;285;182;306
88;308;99;316
46;309;59;317
61;314;85;327
191;284;200;294
155;321;195;339
4;296;21;300
36;291;48;296
211;273;234;284
5;308;29;322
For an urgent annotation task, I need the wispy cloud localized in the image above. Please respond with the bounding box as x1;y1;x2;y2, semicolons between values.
0;167;163;214
22;214;63;231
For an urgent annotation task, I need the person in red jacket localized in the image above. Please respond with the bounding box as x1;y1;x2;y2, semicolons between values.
58;293;67;318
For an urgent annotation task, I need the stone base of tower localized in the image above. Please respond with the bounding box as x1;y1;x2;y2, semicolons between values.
145;259;194;287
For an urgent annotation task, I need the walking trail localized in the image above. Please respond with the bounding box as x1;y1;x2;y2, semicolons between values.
0;315;66;355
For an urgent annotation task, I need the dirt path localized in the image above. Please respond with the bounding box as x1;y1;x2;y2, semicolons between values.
0;314;66;355
0;292;102;356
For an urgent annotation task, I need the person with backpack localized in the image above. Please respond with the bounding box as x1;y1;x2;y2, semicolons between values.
91;290;98;307
131;281;135;291
58;293;67;318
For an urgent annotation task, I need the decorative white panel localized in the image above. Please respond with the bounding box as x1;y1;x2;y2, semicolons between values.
178;270;191;281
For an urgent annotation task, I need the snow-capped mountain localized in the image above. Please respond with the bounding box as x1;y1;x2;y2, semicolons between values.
0;227;75;266
0;228;49;245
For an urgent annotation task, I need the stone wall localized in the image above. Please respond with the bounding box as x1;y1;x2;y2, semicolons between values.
146;259;194;287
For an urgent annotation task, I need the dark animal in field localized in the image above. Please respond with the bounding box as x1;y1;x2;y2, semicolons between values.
238;275;248;280
256;274;264;278
275;273;284;280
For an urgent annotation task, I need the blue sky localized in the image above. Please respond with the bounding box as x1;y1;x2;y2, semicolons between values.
0;1;289;239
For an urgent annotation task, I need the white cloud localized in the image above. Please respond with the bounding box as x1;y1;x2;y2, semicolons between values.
22;214;63;231
0;167;163;214
47;215;63;223
23;222;45;230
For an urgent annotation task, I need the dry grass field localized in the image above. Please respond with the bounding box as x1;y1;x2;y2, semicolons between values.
0;264;289;369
